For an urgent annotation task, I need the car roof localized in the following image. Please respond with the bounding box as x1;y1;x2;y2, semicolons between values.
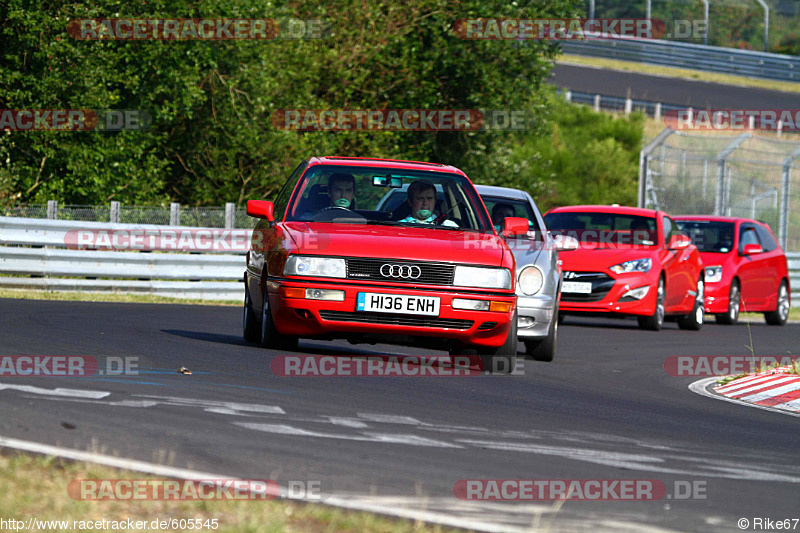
546;205;658;217
474;184;530;201
309;156;464;175
673;215;757;225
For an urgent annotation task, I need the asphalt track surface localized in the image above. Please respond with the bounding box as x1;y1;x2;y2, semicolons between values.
550;63;800;110
1;297;798;532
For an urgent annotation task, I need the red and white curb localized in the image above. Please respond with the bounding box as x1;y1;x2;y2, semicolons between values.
689;366;800;418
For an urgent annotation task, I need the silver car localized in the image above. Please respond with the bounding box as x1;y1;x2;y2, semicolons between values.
475;185;562;362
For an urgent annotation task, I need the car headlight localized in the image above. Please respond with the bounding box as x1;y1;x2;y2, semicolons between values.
518;266;544;296
453;266;512;290
705;265;722;283
609;258;652;274
283;255;346;278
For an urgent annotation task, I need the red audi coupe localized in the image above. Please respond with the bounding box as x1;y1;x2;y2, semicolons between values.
243;157;529;373
674;216;790;325
543;205;705;331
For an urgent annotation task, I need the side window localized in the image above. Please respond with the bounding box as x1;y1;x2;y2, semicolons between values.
662;216;680;243
754;224;778;252
739;226;760;252
273;161;308;221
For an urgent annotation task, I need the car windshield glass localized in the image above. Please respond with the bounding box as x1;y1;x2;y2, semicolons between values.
544;212;657;246
285;165;490;230
480;195;542;239
675;220;735;253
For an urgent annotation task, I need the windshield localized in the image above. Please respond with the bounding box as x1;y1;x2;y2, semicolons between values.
285;165;491;230
544;211;658;246
675;220;735;253
480;195;543;242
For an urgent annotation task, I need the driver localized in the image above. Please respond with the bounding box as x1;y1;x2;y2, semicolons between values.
328;173;355;209
491;203;515;232
399;180;458;227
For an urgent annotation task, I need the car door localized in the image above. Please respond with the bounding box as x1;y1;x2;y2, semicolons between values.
736;223;768;309
661;215;693;310
754;222;782;309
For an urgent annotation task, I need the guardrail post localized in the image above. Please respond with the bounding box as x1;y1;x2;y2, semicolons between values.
625;98;632;115
564;90;572;103
110;201;121;223
654;103;662;120
170;202;180;226
46;200;58;220
225;202;236;229
593;94;601;112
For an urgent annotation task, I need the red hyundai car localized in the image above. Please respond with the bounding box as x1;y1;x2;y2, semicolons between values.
243;157;529;373
543;205;705;331
674;216;790;325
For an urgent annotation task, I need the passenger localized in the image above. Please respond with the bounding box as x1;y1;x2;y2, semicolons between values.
399;180;458;227
491;203;515;232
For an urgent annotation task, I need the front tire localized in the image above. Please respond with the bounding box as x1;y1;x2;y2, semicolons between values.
638;276;665;331
715;280;740;325
764;280;790;326
243;282;260;343
260;283;298;350
678;276;704;331
525;304;558;362
481;312;517;374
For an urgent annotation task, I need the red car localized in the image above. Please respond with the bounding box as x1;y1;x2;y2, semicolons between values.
674;216;791;325
543;205;705;331
243;157;529;373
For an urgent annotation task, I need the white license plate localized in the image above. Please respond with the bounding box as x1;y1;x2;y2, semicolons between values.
357;293;440;316
562;281;593;294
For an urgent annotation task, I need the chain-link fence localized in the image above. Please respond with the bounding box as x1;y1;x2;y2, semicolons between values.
1;201;257;228
640;129;800;252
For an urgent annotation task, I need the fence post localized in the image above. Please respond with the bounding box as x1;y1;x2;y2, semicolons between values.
716;134;750;215
170;202;180;226
46;200;58;219
225;202;236;229
779;147;800;250
110;201;121;223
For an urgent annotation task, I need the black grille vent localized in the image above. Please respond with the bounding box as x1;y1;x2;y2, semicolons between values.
346;258;455;285
319;310;473;330
561;271;614;302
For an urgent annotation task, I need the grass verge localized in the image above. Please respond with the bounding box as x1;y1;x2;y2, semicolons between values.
0;452;458;533
0;289;238;306
556;54;800;94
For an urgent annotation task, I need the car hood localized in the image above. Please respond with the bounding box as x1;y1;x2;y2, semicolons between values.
558;246;659;272
283;222;509;267
505;238;546;272
696;251;731;264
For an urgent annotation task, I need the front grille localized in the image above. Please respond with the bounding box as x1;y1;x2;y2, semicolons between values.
319;310;473;330
477;321;498;330
346;258;455;285
561;271;614;302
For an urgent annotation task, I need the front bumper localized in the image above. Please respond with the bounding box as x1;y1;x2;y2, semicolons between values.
559;271;657;317
268;279;516;348
703;282;730;314
516;294;556;339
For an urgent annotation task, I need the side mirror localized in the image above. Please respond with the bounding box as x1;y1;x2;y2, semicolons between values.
552;234;579;251
502;217;530;237
741;243;763;255
667;234;691;250
247;200;274;221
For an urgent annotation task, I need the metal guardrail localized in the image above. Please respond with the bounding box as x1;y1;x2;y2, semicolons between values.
0;216;245;301
561;39;800;82
788;253;800;308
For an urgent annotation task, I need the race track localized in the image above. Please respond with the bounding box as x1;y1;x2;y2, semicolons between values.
1;298;798;532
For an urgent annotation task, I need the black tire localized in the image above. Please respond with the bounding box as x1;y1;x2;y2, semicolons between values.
764;280;790;326
260;283;298;350
243;281;261;343
715;280;740;325
678;276;704;331
478;310;518;374
525;304;558;362
638;276;665;331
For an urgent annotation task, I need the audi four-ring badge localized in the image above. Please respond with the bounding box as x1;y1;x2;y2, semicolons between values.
243;157;529;373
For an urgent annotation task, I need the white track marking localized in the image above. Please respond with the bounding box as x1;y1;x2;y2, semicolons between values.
689;377;800;419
